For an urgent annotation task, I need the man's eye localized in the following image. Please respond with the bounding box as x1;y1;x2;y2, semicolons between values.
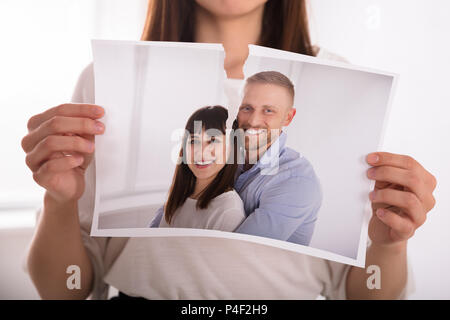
265;109;273;113
240;106;251;112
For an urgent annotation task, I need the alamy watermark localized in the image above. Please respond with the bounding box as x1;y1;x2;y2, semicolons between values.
66;265;81;290
366;264;381;290
65;264;381;291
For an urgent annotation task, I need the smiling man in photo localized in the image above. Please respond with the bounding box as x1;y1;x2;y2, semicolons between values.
231;71;322;245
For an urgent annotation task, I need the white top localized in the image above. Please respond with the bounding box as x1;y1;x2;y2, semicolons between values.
30;47;414;300
158;191;246;232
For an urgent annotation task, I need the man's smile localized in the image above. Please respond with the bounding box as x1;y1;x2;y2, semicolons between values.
244;128;266;135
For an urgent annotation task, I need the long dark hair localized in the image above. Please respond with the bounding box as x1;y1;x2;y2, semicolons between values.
141;0;315;56
164;106;238;224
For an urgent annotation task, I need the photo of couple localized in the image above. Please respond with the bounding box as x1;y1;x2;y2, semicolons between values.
91;39;396;267
149;71;322;247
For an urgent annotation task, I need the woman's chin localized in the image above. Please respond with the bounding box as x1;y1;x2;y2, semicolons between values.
192;167;220;181
193;171;215;181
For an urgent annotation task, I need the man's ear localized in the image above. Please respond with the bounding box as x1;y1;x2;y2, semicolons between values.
283;107;296;126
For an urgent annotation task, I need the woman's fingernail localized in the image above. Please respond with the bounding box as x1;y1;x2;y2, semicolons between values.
367;153;379;164
95;122;104;132
74;155;84;164
367;167;376;178
376;208;385;217
369;190;377;200
95;107;104;116
87;141;95;151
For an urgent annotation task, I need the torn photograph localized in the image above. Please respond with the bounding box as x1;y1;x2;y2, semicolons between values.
90;40;397;267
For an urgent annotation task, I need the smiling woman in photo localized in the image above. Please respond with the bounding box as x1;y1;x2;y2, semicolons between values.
149;105;245;232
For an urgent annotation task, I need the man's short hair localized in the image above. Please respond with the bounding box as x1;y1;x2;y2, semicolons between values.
245;71;295;101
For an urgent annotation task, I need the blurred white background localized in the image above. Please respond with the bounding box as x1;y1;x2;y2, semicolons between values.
0;0;448;299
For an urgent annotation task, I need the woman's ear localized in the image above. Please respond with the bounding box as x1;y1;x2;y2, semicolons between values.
179;145;187;165
176;148;183;165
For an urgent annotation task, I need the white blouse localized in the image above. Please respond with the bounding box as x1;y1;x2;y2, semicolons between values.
34;47;413;300
158;191;246;231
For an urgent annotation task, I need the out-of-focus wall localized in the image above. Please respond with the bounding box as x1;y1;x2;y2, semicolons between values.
309;0;450;299
0;228;39;299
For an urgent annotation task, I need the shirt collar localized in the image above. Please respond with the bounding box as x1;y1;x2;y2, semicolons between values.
257;130;287;169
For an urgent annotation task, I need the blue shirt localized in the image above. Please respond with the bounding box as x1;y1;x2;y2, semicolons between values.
150;131;322;246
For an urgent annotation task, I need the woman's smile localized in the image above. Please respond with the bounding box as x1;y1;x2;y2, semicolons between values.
194;160;215;169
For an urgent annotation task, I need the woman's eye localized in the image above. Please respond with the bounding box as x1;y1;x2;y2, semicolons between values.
208;137;220;144
190;139;199;144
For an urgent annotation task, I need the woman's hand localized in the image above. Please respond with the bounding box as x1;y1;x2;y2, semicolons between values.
21;103;105;204
366;152;437;247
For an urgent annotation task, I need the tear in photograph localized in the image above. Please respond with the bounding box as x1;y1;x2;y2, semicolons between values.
91;40;397;267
